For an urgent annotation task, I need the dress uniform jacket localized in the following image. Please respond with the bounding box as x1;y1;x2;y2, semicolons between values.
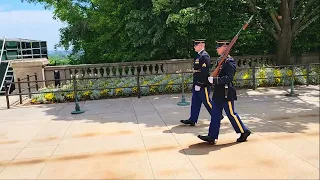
193;50;211;87
212;56;237;102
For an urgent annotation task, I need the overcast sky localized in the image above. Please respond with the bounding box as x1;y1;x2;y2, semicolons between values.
0;0;65;50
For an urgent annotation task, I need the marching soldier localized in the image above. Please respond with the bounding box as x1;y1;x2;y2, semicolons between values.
180;39;214;126
197;40;251;143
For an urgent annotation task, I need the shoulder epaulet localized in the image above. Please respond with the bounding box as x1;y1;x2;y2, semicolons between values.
225;55;236;67
224;55;233;62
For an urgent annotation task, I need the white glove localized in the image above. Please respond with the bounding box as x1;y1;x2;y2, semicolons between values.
195;85;201;91
208;77;213;84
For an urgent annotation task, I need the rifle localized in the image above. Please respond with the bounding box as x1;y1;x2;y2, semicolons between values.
210;15;254;77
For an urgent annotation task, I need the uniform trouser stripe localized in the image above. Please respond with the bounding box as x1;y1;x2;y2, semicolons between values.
204;87;212;109
228;101;244;133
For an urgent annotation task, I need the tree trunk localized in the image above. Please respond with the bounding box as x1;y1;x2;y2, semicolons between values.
276;29;292;65
276;0;292;65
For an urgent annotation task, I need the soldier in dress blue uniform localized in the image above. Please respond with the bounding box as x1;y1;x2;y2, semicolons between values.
197;40;251;143
180;39;214;126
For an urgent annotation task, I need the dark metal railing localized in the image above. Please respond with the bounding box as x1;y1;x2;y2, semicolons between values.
3;63;320;109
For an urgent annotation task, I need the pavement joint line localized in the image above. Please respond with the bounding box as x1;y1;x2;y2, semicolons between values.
130;97;155;180
254;130;319;170
35;102;80;179
147;96;204;180
0;161;10;174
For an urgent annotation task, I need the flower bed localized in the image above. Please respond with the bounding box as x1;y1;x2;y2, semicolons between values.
31;66;320;104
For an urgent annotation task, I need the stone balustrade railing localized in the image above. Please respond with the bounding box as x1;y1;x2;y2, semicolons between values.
43;54;279;86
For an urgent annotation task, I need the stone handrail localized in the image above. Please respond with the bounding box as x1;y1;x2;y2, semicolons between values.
44;54;277;78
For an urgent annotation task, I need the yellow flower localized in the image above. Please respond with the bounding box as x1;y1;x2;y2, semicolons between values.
115;88;123;96
100;89;109;96
165;84;173;91
132;87;138;93
274;69;282;84
243;72;250;79
31;98;37;103
164;74;171;80
82;90;92;97
66;93;74;100
142;81;149;85
44;93;54;101
149;84;158;94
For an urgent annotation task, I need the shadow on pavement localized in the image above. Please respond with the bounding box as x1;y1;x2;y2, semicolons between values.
179;141;239;155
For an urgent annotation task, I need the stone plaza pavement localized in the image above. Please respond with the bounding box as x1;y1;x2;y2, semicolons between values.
0;85;319;179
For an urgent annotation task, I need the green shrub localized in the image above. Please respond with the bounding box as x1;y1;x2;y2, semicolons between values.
30;66;320;104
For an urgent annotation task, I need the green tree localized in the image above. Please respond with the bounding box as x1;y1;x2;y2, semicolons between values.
245;0;319;64
22;0;318;64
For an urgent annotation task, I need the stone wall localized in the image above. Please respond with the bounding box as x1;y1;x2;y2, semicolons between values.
40;53;318;87
10;58;48;91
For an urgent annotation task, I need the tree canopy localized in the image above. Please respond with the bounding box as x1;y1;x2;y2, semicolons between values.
23;0;319;65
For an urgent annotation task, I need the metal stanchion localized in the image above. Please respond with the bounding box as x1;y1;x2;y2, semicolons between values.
71;75;85;114
285;65;299;97
5;81;10;109
17;78;22;104
177;71;190;106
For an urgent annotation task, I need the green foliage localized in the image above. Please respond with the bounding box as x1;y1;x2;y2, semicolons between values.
48;55;70;65
22;0;319;65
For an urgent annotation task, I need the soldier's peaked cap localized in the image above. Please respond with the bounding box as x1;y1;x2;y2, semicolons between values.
193;39;206;46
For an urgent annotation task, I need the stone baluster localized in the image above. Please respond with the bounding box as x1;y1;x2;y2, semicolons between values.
134;66;138;75
103;67;107;77
78;69;83;79
145;65;150;75
109;67;114;76
116;66;120;76
89;68;94;77
70;69;75;78
139;65;143;75
151;64;156;74
97;68;102;77
159;64;163;74
122;66;126;76
127;66;132;76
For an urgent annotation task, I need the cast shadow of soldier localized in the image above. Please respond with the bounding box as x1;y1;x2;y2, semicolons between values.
179;141;239;155
163;118;243;155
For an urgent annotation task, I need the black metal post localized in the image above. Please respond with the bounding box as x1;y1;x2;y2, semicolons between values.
252;63;256;90
4;81;10;109
286;65;298;97
18;78;22;104
137;69;141;98
27;75;31;98
306;63;310;86
71;75;84;114
34;73;39;91
177;72;190;106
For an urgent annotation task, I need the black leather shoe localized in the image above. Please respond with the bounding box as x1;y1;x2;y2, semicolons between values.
197;135;216;144
237;130;251;142
180;119;195;126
